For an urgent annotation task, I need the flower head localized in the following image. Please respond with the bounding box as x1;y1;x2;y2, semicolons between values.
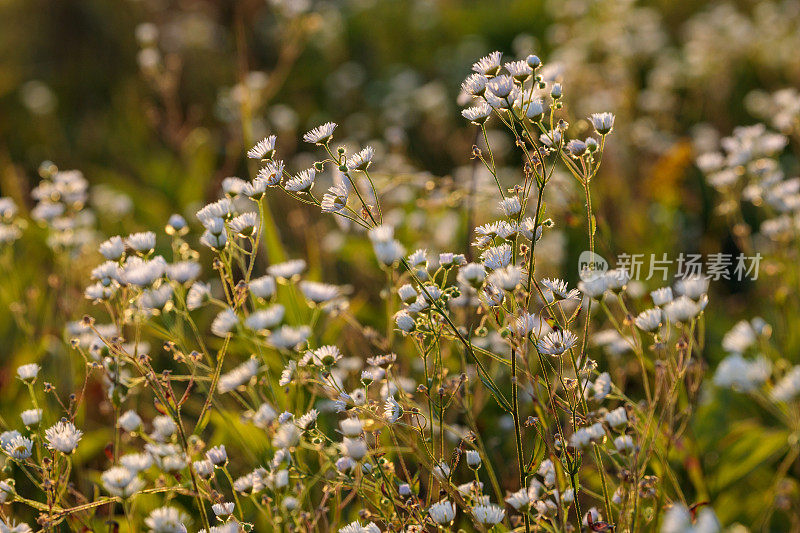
45;420;83;454
303;122;337;144
248;135;277;159
537;330;578;356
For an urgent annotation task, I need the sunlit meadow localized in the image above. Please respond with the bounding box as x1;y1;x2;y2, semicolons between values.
1;0;800;532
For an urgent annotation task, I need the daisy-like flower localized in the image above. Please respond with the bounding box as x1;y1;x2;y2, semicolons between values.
229;212;258;237
713;354;770;392
20;409;42;426
121;256;167;287
167;261;201;284
218;358;260;394
429;500;456;525
247;135;276;159
285;168;316;193
570;423;605;449
201;216;225;236
482;284;505;306
210;308;238;337
120;452;153;472
278;361;297;387
473;504;505;526
674;275;709;300
300;281;342;304
590;112;615;135
536;330;578;356
457;262;487;288
472;51;502;76
336;455;356;472
255;160;285;187
269;325;311;350
481;243;512;270
567;139;587;157
650;287;673;306
339;418;363;438
505;487;533;512
196;198;233;223
212;502;235;518
384;396;402;423
102;466;144;498
321;183;349;213
487;265;523;291
771;366;800;403
243;176;268;199
592;372;613;401
662;295;701;323
511;312;552;338
186;282;211;310
138;285;173;311
341;437;367;460
604;268;630;291
150;415;177;442
661;504;720;533
221;176;246;197
0;197;17;220
635;308;663;332
99;236;125;260
526;99;545;121
407;248;427;267
118;410;142;432
45;420;83;454
16;364;40;382
249;275;276;298
394;311;415;333
346;146;374;171
244;305;285;332
251;403;277;428
0;519;32;532
541;278;580;300
272;423;301;449
614;435;634;453
206;445;227;465
465;450;481;469
578;275;608;299
505;59;532;81
337;520;381;533
303;122;337;144
461;73;488;96
486;75;515;99
433;461;451;479
144;506;189;533
302;345;342;368
193;459;213;479
3;435;33;460
268;259;307;280
397;283;417;303
722;320;759;354
0;480;15;504
461;103;492;124
498;196;521;216
127;231;156;254
372;239;405;265
605;407;628;428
